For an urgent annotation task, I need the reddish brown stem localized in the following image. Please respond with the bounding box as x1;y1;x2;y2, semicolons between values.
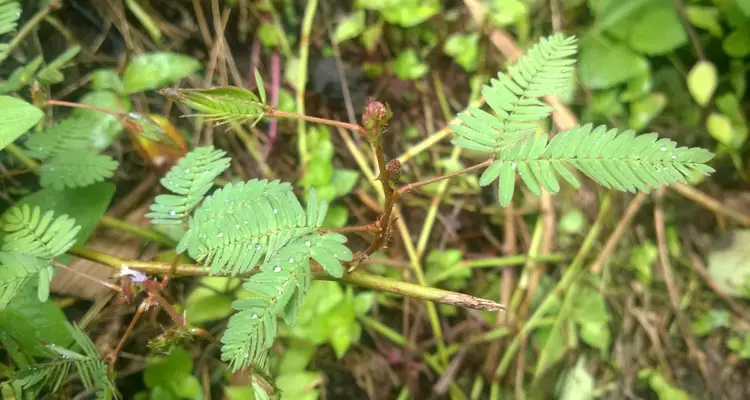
108;300;148;366
397;159;494;196
44;99;123;118
325;223;379;234
143;279;185;326
265;108;366;135
364;134;397;255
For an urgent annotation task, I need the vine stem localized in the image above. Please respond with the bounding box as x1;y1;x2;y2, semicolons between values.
67;246;505;312
397;159;494;196
44;99;123;117
265;109;366;135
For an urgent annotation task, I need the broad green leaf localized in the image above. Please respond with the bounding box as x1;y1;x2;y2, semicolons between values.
628;92;666;132
685;6;723;37
578;36;648;89
692;308;730;336
444;33;480;72
687;61;717;107
330;169;360;197
556;357;594;400
0;96;43;150
738;0;750;16
706;113;734;147
91;68;125;93
489;0;528;27
392;49;429;80
638;369;692;400
728;333;750;358
360;20;383;52
169;374;203;398
730;60;746;97
275;371;320;400
122;52;202;93
185;286;233;325
588;0;653;34
144;347;193;388
0;281;74;356
357;0;441;27
620;70;652;102
707;230;750;298
630;242;657;285
559;209;587;234
334;11;366;43
322;205;348;229
73;90;132;150
723;24;750;58
534;323;569;378
627;5;687;54
257;23;279;47
573;286;611;352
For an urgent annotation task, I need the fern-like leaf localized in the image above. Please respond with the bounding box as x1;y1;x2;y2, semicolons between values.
146;146;231;225
221;233;351;371
38;150;119;190
2;204;81;259
451;33;577;153
23;116;97;159
0;252;49;310
178;179;346;276
479;124;716;206
0;0;21;64
17;323;117;398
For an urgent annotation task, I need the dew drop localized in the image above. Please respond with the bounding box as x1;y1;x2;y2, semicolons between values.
184;168;190;173
511;162;517;169
251;313;258;319
273;209;279;214
288;257;295;263
255;244;261;250
217;232;224;238
305;240;311;247
671;155;676;159
168;210;176;216
244;353;250;358
660;146;667;152
244;220;249;224
273;266;281;272
333;253;338;258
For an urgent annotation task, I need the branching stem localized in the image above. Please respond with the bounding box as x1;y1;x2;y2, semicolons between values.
397;159;494;196
67;246;505;312
265;108;366;135
44;100;123;118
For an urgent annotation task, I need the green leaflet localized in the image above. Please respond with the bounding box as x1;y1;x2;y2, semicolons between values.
16;323;116;399
1;205;81;259
146;146;231;225
23;116;97;160
0;253;49;310
451;33;577;154
478;124;715;206
0;205;81;305
38;150;119;190
0;0;21;65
